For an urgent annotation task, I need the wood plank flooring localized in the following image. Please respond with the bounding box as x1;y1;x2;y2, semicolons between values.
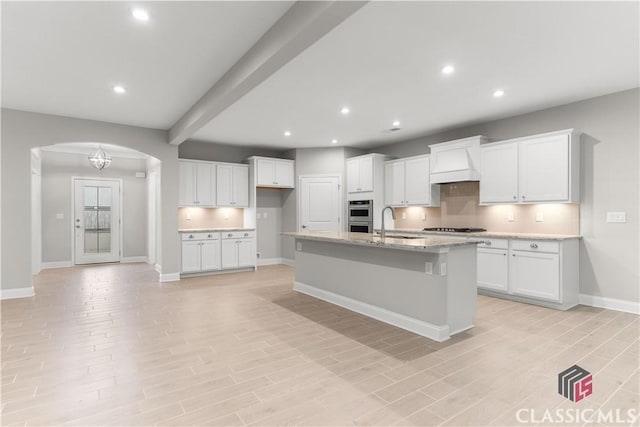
1;263;638;426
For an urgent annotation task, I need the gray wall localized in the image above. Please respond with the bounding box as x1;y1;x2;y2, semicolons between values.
1;109;180;291
179;139;286;163
368;88;640;303
40;151;148;262
256;188;284;260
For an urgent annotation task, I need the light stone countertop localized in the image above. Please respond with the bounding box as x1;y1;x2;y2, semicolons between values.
381;228;581;241
282;231;481;252
179;227;255;233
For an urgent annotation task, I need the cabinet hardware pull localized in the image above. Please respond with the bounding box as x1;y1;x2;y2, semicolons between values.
485;241;492;245
208;234;212;238
530;243;538;249
522;195;526;200
512;254;516;256
189;235;194;238
513;196;516;200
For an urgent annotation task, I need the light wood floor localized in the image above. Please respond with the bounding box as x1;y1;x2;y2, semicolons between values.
1;263;638;426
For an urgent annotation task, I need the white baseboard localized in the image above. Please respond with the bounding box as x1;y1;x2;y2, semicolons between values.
41;261;73;269
159;272;180;282
294;281;450;342
258;257;283;266
579;294;640;314
121;256;148;264
154;264;162;273
1;287;34;300
281;258;295;267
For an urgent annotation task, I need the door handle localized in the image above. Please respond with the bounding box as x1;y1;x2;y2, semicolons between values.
302;225;307;229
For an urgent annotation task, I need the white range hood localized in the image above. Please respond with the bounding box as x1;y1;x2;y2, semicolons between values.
429;136;488;184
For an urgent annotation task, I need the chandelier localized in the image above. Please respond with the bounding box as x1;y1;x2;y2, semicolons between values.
88;146;112;170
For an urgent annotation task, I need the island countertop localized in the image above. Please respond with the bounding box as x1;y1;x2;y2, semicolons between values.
282;231;481;252
179;227;255;233
378;228;581;241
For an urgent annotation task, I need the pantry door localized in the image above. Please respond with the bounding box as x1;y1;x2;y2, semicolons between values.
73;178;121;264
299;175;342;232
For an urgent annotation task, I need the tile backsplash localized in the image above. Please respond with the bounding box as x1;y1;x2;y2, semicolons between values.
178;207;244;229
393;182;580;235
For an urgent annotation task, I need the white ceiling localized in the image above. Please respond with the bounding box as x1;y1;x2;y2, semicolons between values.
193;1;639;148
1;1;293;129
2;2;638;150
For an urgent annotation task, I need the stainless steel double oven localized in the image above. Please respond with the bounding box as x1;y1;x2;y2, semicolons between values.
348;200;373;233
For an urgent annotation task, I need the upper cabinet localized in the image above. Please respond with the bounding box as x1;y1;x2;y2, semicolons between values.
347;155;374;193
178;160;216;206
217;164;249;207
253;157;295;188
179;159;248;208
384;155;440;207
479;129;580;205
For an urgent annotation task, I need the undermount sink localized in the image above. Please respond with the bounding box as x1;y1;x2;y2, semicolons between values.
374;234;423;239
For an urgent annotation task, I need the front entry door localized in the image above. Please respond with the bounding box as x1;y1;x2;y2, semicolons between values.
299;176;342;231
74;179;121;264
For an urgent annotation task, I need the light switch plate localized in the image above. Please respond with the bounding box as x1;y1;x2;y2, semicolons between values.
507;212;515;222
263;212;268;219
536;212;544;222
421;212;427;220
606;212;626;223
401;212;407;220
256;213;261;219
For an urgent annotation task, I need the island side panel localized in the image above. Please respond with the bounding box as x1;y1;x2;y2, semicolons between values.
293;239;450;341
445;244;478;335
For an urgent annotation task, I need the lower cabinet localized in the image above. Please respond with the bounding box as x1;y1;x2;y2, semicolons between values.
181;230;256;274
221;231;256;269
476;238;578;309
181;233;221;273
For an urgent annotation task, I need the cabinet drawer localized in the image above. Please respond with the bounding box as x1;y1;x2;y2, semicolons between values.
221;230;255;239
476;238;509;249
181;232;219;241
511;240;559;253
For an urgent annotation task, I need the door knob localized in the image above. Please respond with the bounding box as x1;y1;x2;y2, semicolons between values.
302;225;307;229
76;225;81;229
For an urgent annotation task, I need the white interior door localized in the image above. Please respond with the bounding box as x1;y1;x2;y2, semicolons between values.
74;178;121;264
299;176;341;231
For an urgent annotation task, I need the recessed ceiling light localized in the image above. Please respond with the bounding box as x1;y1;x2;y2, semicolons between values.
113;85;126;94
132;8;150;21
331;139;338;144
493;89;505;98
340;107;350;115
284;131;291;137
441;65;455;75
392;120;401;127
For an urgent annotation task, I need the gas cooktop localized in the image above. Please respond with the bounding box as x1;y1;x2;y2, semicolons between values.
423;227;487;233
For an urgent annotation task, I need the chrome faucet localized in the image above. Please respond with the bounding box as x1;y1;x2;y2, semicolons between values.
380;205;395;239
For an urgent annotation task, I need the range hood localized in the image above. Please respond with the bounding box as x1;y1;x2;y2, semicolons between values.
429;136;488;184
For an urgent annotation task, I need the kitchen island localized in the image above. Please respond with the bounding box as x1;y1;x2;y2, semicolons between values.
282;231;481;342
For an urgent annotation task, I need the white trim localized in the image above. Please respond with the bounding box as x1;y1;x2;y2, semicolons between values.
579;294;640;315
258;257;294;266
1;287;34;300
281;258;295;267
120;256;148;264
159;272;180;282
155;263;162;273
294;281;450;342
41;261;74;269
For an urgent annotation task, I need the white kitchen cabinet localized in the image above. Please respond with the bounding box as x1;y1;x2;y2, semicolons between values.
476;239;509;292
181;232;221;273
384;155;440;207
479;142;519;204
221;231;255;269
511;249;560;302
178;160;216;206
216;164;249;207
347;155;374;193
479;129;580;205
255;157;294;188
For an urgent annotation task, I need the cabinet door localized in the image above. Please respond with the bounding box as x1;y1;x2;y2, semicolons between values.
384;161;405;205
480;143;519;204
477;248;509;292
274;161;294;188
220;239;238;269
404;156;431;205
178;161;196;206
201;240;220;271
216;164;233;206
519;135;569;202
237;239;254;267
358;156;374;192
196;163;216;206
181;241;201;273
256;158;275;186
346;159;360;193
232;166;249;207
510;250;560;301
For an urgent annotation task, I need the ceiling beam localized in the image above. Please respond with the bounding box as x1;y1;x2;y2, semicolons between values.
168;0;368;145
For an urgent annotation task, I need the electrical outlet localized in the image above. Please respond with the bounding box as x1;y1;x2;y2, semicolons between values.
421;212;427;220
401;212;407;220
186;212;191;220
296;242;302;251
536;212;544;222
263;212;268;219
507;212;515;222
257;213;262;220
440;263;447;276
606;212;626;223
425;262;433;274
